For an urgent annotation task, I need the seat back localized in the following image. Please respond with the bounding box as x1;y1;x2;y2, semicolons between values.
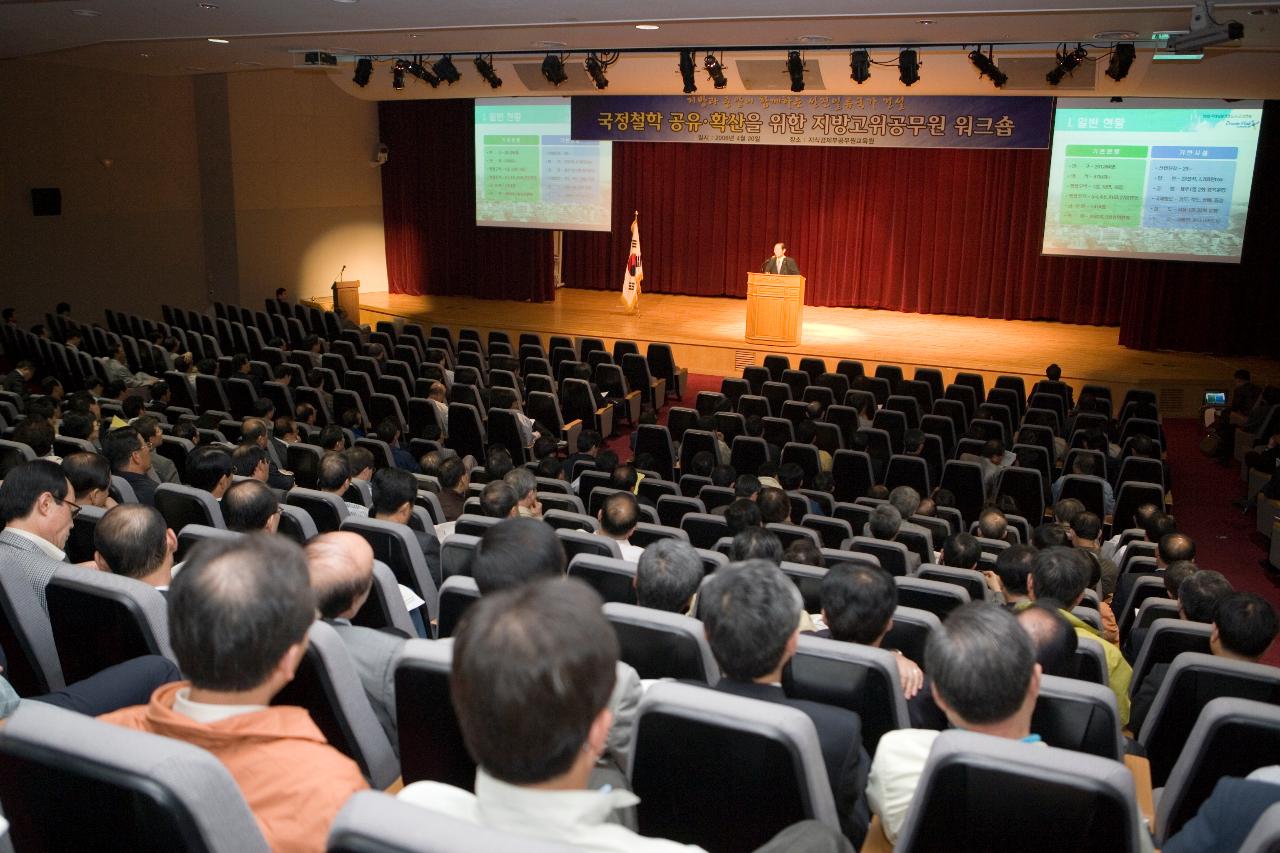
604;602;719;683
440;534;480;580
0;701;270;853
783;635;908;757
916;565;988;602
340;516;439;621
894;575;971;619
850;535;910;577
1139;653;1280;786
154;483;225;532
1156;697;1280;843
45;566;174;684
328;790;577;853
436;575;481;639
271;621;399;789
629;681;839;851
0;560;64;694
350;560;417;638
285;487;348;533
881;605;940;669
567;554;638;604
556;527;623;563
1032;673;1124;760
394;639;477;789
1130;618;1213;700
895;730;1142;853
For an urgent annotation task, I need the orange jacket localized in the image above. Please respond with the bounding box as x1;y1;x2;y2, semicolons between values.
101;681;367;852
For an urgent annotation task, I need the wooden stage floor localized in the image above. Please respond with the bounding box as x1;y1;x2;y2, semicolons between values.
332;289;1277;418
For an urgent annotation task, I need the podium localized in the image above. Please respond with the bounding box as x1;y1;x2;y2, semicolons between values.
332;280;360;322
745;273;805;346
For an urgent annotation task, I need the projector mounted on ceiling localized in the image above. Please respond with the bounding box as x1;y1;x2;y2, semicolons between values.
1164;0;1243;54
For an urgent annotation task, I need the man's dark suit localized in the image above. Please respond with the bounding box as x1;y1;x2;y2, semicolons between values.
412;528;443;590
1164;776;1280;853
761;256;800;276
117;470;158;507
714;678;870;846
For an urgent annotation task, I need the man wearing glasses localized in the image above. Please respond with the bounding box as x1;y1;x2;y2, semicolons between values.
102;426;157;507
0;460;80;613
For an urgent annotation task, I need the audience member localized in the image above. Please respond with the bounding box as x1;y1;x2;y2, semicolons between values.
818;563;925;702
724;497;763;534
102;427;157;506
701;560;871;845
61;451;117;509
319;452;367;517
730;527;784;564
436;456;468;522
375;417;420;473
100;535;367;850
185;446;233;499
1027;547;1132;723
13;418;57;461
230;444;271;484
370;466;442;588
504;467;542;519
134;415;180;484
756;487;791;525
305;532;404;749
479;480;519;519
1015;603;1079;678
221;479;281;533
0;460;80;611
93;504;176;590
868;603;1042;843
867;504;920;573
983;543;1038;606
597;491;644;561
940;532;981;570
784;538;824;567
635;539;703;615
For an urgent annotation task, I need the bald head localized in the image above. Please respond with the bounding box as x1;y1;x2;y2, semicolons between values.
305;531;376;619
1016;603;1078;678
93;503;175;587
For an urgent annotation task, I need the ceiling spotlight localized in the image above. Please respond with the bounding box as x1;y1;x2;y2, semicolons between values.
391;65;405;91
898;48;920;86
849;49;871;84
432;54;461;84
207;37;229;44
1046;44;1087;85
474;55;502;88
1105;43;1136;81
352;57;373;87
541;53;568;86
786;50;805;92
399;58;440;87
703;52;728;88
679;49;697;93
968;46;1007;87
584;52;610;89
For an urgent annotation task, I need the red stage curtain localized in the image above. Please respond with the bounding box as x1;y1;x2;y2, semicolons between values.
562;102;1279;357
379;100;556;302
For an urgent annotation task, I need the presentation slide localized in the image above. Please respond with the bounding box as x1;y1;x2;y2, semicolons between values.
474;98;612;232
1042;99;1262;263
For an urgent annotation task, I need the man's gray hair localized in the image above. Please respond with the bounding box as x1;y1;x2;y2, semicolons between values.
700;560;802;681
503;467;538;500
869;504;903;540
926;602;1035;725
636;539;704;613
888;486;920;520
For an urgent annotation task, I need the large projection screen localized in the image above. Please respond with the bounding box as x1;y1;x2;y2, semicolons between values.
474;97;612;232
1043;99;1263;263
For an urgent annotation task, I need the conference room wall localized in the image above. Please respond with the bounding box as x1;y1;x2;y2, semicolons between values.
225;69;389;306
0;60;207;325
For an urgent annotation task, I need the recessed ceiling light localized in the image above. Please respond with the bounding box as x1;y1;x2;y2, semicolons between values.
71;9;101;16
198;3;218;8
917;18;935;25
534;40;568;48
333;0;359;4
1094;30;1139;39
635;24;659;30
796;35;832;44
139;52;151;58
207;37;229;44
234;60;264;67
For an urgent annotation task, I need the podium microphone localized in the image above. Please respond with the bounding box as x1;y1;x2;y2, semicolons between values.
337;265;346;282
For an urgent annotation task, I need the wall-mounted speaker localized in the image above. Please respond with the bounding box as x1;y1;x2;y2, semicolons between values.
31;188;62;217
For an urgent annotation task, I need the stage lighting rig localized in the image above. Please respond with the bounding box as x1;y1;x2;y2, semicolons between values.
391;63;405;91
786;50;805;92
585;51;619;90
474;55;503;88
1105;43;1136;80
703;52;728;88
432;55;461;85
968;46;1007;87
849;49;871;84
541;53;568;86
399;57;440;87
679;49;697;93
352;57;373;87
898;49;920;86
1046;44;1087;85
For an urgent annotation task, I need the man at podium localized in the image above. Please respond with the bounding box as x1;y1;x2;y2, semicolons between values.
761;242;800;276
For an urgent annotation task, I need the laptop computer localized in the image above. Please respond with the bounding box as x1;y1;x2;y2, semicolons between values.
1204;390;1227;407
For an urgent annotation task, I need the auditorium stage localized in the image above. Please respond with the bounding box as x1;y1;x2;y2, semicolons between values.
322;289;1277;418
